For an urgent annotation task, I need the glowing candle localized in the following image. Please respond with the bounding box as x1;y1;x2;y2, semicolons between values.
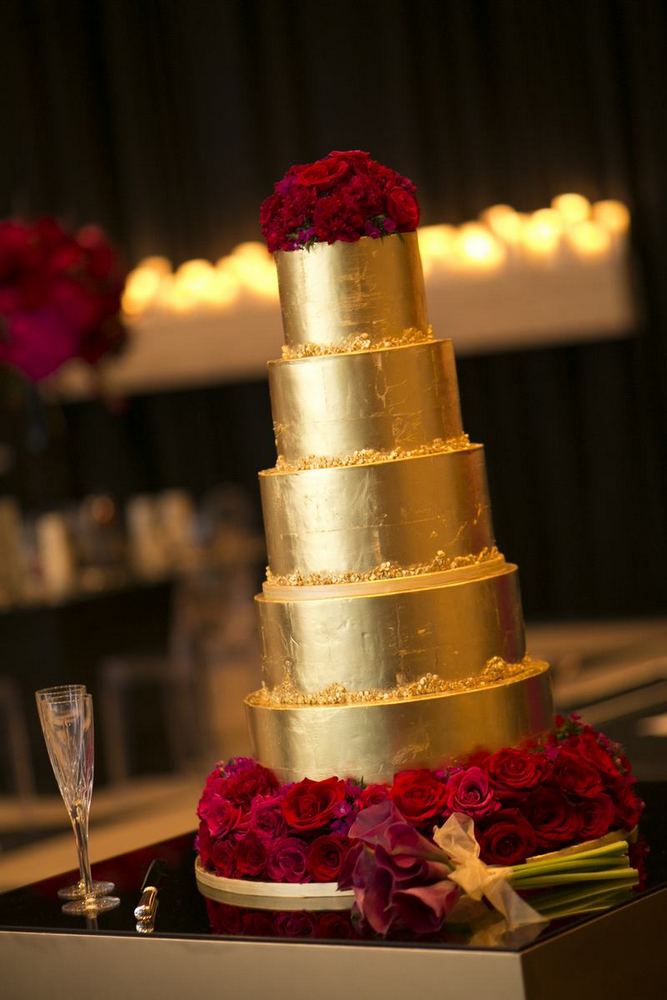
481;205;525;246
566;220;612;259
592;199;630;235
455;224;507;270
418;224;458;275
520;210;562;261
551;193;591;227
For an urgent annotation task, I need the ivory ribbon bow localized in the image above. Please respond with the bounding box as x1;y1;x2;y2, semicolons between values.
433;812;545;928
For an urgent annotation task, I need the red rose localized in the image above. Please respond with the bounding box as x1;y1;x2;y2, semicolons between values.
578;794;616;839
266;837;310;883
526;785;582;846
316;911;355;939
274;911;316;937
487;748;546;794
240;910;276;936
249;795;288;839
478;808;538;865
199;794;244;838
445;766;500;818
234;832;268;877
385;187;419;229
221;762;279;810
211;836;237;877
570;732;622;784
358;783;391;810
281;777;346;832
391;769;447;825
206;900;242;935
306;835;349;881
313;194;364;243
195;821;213;869
552;749;603;799
295;156;350;189
612;779;644;830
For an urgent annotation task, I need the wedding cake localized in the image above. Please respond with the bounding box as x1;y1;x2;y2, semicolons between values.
244;151;552;783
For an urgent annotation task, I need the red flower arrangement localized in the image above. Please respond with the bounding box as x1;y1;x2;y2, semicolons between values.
0;217;127;381
195;717;643;886
259;150;420;252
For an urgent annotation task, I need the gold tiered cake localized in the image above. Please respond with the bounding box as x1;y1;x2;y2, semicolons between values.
245;231;553;782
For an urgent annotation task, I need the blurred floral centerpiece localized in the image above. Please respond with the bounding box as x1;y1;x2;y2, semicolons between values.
0;217;128;382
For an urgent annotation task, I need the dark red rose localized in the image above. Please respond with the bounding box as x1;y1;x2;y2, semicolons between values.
526;785;582;847
234;832;268;877
240;911;275;936
358;783;391;810
385;187;419;229
612;779;644;830
487;748;546;794
306;835;349;882
195;821;213;869
205;899;242;935
200;794;244;838
552;749;603;800
249;794;288;839
391;769;447;825
266;837;310;883
445;766;500;819
281;777;346;832
570;732;622;784
274;911;316;937
313;194;364;243
478;808;538;865
578;794;616;840
295;156;349;189
222;762;279;810
316;911;356;939
211;836;237;878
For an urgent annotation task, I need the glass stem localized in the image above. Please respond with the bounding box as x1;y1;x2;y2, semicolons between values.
70;804;93;897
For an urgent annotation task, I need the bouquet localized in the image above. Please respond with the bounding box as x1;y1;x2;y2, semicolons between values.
260;149;420;252
0;217;127;381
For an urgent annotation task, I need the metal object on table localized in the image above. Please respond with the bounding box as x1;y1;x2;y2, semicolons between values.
134;859;165;934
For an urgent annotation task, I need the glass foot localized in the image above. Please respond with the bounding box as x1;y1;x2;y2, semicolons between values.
58;879;115;900
62;894;120;916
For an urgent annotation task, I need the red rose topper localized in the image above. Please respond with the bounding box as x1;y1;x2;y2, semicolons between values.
260;150;420;252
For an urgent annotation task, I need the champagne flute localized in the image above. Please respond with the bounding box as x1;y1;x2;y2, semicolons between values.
36;687;115;900
36;685;119;915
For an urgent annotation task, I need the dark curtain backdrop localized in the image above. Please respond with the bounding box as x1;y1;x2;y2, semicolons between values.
1;0;667;619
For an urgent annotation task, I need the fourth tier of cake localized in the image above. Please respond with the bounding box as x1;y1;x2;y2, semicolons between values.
245;233;552;782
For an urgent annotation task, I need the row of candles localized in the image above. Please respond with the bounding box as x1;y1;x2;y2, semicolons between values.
121;194;630;318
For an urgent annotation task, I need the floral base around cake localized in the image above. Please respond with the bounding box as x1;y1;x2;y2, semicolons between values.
195;715;643;910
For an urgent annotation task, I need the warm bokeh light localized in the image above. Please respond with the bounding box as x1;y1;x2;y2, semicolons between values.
481;205;525;245
521;210;562;257
121;194;629;318
225;242;278;299
121;265;164;316
592;199;631;235
566;220;613;258
418;224;458;274
455;224;507;269
551;193;591;226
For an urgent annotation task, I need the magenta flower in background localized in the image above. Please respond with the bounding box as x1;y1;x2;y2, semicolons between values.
0;216;127;381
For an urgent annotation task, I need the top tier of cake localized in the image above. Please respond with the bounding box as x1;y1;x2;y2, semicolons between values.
276;232;428;350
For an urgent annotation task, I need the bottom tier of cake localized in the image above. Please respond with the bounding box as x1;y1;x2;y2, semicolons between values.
245;660;552;782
